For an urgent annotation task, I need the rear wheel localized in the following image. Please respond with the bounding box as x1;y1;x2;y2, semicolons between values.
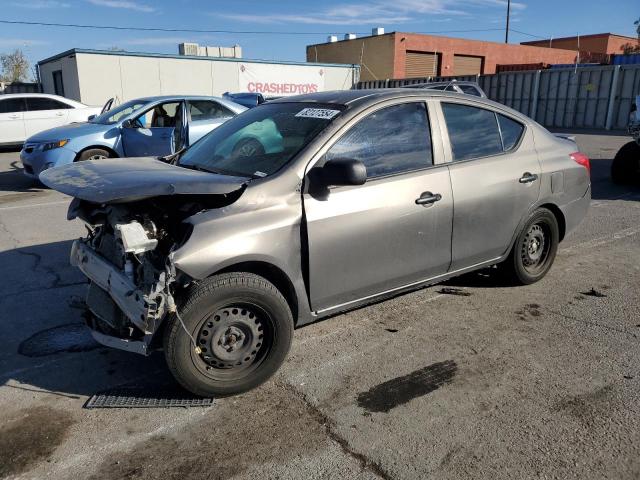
611;141;640;185
77;148;110;162
164;272;293;397
502;208;559;285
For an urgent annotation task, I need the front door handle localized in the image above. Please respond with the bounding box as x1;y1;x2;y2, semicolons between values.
415;191;442;205
55;111;65;116
519;172;538;183
9;114;20;119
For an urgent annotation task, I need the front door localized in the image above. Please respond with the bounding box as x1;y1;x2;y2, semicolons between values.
121;101;183;157
0;97;26;144
440;101;541;270
304;101;453;312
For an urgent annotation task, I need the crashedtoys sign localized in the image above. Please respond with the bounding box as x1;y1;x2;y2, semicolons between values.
239;63;325;96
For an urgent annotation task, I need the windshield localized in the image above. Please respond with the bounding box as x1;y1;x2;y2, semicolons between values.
179;103;343;178
89;99;149;125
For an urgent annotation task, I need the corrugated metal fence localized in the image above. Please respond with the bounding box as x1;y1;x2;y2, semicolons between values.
356;65;640;130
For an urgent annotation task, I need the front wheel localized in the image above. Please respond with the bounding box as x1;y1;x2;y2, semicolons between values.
501;208;560;285
164;273;293;397
76;148;110;162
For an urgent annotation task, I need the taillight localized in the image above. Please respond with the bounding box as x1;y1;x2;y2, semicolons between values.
570;152;590;176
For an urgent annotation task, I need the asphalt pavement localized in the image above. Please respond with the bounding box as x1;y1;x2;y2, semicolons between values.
0;132;638;480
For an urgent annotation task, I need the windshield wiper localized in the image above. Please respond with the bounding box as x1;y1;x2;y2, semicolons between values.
158;147;187;165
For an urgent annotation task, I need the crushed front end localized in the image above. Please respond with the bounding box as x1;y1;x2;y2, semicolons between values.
68;198;196;355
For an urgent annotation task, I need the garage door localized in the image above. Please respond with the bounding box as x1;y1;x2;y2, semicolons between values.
406;51;440;78
453;55;483;76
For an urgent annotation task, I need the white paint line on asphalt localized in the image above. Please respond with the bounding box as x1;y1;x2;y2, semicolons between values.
561;226;640;253
0;200;69;211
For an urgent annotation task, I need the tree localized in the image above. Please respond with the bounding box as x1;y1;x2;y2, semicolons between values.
621;17;640;54
1;49;30;83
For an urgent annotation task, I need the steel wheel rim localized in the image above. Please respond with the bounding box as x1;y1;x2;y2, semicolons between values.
520;222;551;274
190;303;272;381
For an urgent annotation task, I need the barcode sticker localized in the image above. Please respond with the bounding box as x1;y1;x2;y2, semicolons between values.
295;108;341;120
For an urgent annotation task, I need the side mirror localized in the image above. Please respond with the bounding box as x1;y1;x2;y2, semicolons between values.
321;158;367;186
87;114;96;121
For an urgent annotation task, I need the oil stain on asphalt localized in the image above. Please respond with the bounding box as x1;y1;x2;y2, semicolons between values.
18;323;100;357
0;406;74;477
357;360;458;413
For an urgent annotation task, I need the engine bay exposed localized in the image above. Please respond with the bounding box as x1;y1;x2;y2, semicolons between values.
69;193;241;353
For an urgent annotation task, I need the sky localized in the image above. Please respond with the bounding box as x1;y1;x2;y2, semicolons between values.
0;0;638;74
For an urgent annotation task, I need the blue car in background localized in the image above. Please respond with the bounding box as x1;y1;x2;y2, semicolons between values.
20;95;246;179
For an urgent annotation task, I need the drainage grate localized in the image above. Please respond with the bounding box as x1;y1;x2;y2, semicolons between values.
85;386;214;409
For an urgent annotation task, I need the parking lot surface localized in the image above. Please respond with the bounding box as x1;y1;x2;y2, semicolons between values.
0;133;639;480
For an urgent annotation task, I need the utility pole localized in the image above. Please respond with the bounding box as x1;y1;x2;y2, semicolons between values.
505;0;511;43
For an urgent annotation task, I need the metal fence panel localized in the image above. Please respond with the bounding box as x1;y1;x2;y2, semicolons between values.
354;64;640;130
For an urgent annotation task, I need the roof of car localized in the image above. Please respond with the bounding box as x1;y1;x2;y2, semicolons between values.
0;93;75;99
270;89;529;122
271;88;473;106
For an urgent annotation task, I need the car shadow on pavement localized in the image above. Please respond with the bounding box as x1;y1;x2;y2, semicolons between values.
0;239;187;401
0;159;45;194
589;157;640;201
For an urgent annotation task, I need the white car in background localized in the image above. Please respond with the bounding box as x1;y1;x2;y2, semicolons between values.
0;93;101;146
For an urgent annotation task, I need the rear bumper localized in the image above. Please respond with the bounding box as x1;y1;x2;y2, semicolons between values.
560;184;591;238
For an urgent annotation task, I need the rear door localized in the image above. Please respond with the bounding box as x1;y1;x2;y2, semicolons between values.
0;97;26;144
24;97;72;137
439;101;540;270
121;101;182;157
304;101;453;312
187;100;234;144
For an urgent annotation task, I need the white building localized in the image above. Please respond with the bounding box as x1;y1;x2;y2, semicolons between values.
37;48;360;106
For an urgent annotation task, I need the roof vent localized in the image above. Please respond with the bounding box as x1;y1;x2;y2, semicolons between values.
327;35;338;43
344;33;357;40
372;27;385;36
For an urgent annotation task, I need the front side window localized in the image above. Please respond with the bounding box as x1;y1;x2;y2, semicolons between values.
0;98;26;113
189;100;232;121
89;99;148;125
497;114;524;150
26;97;72;111
325;102;433;178
442;103;503;161
179;102;341;178
135;102;180;128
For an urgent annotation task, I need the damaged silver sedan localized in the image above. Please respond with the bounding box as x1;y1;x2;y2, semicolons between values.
42;90;591;397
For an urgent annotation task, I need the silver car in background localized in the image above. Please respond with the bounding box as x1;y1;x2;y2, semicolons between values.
404;80;487;98
42;89;590;397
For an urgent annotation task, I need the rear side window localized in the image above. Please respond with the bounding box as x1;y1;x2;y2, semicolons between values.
326;102;433;178
26;97;72;111
0;98;26;113
189;100;233;121
497;114;524;151
442;103;502;161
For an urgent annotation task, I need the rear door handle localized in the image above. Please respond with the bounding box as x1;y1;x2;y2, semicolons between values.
519;172;538;183
9;114;20;119
415;191;442;205
55;111;65;116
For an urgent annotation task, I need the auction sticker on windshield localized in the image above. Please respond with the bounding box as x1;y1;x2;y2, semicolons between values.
295;108;341;120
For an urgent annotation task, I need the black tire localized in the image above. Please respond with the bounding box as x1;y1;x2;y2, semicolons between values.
164;272;293;397
502;208;560;285
611;141;640;185
232;138;265;158
76;148;111;162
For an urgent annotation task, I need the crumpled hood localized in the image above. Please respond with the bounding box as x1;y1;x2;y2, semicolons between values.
40;157;249;204
26;121;109;143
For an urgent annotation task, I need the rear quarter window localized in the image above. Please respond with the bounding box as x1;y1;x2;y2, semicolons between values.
497;114;525;151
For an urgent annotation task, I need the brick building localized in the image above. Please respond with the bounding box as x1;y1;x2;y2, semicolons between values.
522;33;638;55
307;31;578;81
